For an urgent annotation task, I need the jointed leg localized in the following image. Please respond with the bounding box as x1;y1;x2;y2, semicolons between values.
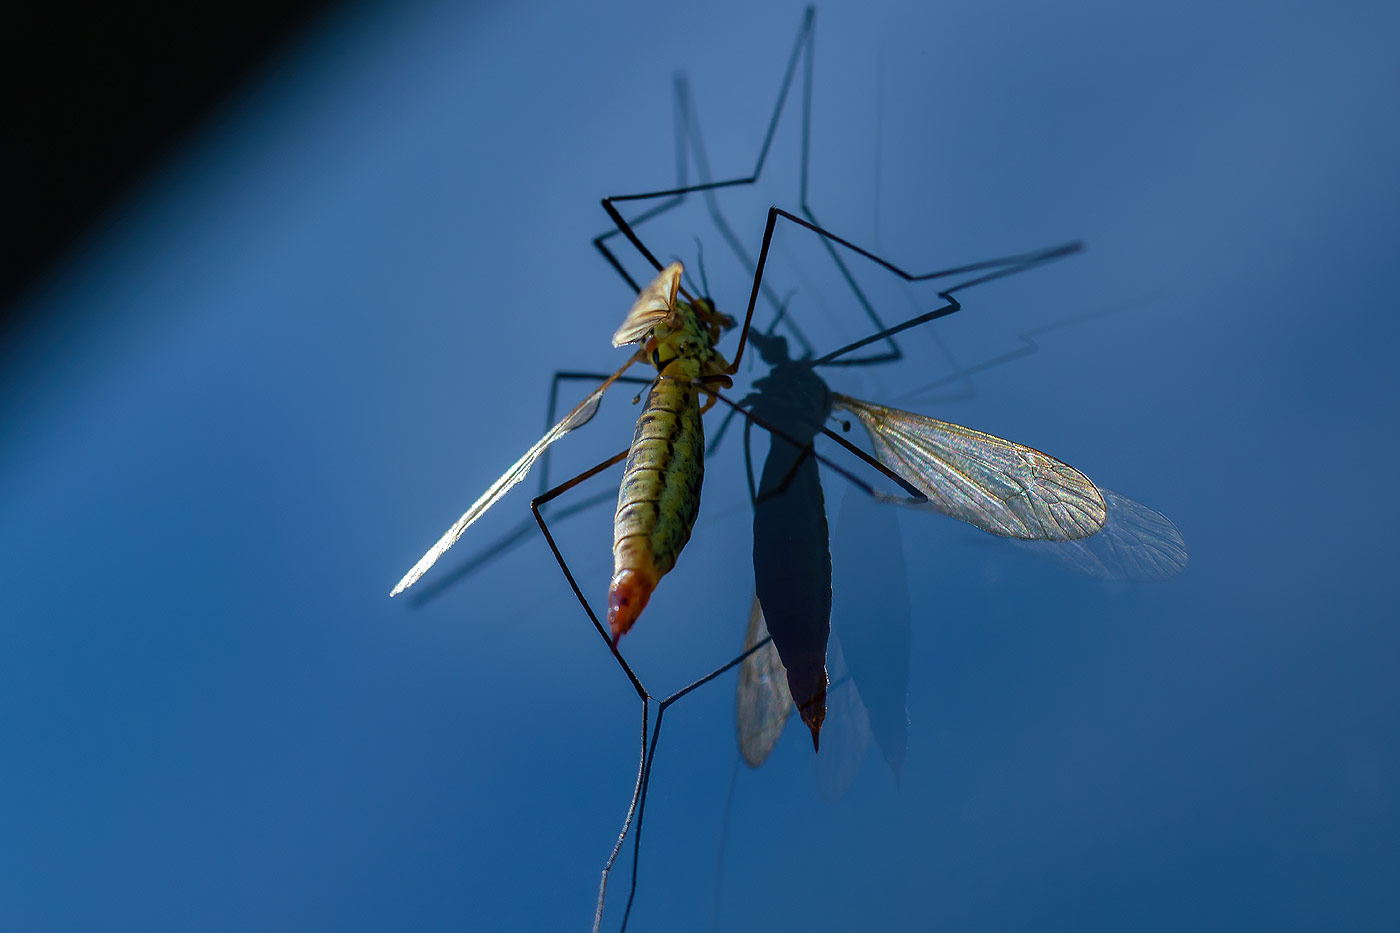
710;390;924;504
724;206;1083;373
531;442;787;932
594;8;817;298
539;369;654;496
531;447;644;695
614;640;773;932
530;448;656;933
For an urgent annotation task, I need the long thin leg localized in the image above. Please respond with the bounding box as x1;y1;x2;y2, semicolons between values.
594;8;882;361
592;40;707;295
595;7;1082;372
595;8;816;296
532;440;788;933
540;369;654;495
617;707;664;933
593;697;651;933
705;401;744;456
530;447;646;698
896;290;1164;404
710;390;923;502
616;639;773;932
529;450;664;933
696;227;1084;524
727;206;1083;374
611;205;1078;417
709;756;743;933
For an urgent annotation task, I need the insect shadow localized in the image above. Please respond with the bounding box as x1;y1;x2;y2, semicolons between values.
706;312;1189;930
733;290;1192;782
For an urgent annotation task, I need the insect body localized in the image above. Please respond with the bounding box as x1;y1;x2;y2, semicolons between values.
608;263;735;642
391;261;739;648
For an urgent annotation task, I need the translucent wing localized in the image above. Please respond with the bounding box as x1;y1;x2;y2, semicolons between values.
833;393;1106;541
814;635;873;803
736;597;793;768
1018;488;1189;581
389;382;608;596
611;261;681;347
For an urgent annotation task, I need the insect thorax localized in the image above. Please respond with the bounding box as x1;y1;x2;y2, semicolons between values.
648;299;732;383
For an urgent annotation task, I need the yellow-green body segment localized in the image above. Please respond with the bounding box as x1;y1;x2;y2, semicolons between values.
607;293;732;642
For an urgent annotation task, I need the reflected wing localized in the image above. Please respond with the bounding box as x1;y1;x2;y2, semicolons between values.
389;383;608;596
1020;488;1189;581
833;393;1106;540
736;597;793;768
814;634;873;803
611;261;682;347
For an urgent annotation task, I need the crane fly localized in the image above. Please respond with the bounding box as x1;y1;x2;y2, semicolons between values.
387;0;1097;654
387;8;1123;928
391;261;744;646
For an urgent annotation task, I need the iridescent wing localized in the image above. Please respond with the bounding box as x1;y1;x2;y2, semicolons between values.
814;635;873;804
611;261;681;347
832;393;1106;540
735;597;792;768
1018;488;1189;581
390;377;617;597
735;597;877;796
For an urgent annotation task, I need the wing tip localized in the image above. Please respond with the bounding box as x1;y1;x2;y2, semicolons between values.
389;565;425;597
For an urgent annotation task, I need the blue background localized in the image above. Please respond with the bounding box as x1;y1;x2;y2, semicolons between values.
3;0;1397;930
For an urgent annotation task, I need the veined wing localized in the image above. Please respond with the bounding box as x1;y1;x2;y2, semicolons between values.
735;597;876;797
390;380;611;597
736;598;792;768
814;635;873;804
1019;488;1189;581
832;393;1106;541
611;261;681;347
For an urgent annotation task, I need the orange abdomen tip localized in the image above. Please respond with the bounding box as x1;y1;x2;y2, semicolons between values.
607;568;656;646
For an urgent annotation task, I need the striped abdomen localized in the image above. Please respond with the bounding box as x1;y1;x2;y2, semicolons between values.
607;376;705;643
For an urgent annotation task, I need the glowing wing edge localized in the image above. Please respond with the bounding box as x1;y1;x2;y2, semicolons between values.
389;383;608;596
